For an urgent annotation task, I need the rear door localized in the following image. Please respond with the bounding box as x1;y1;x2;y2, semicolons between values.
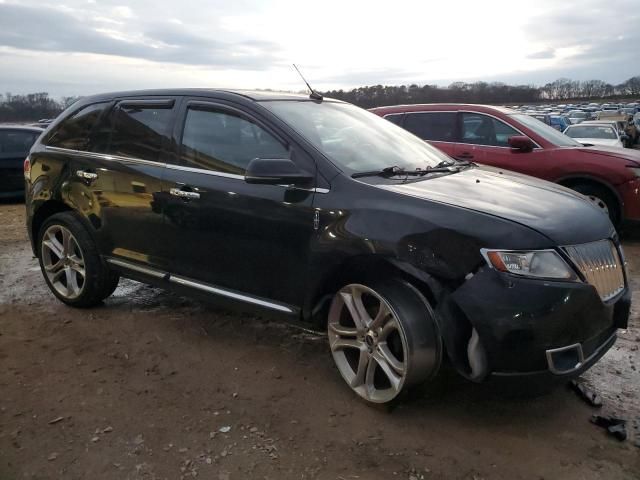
160;99;316;308
0;129;39;195
65;97;178;269
454;112;547;173
402;111;459;157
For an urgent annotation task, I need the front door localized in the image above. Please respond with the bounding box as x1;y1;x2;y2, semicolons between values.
161;100;316;308
454;112;548;174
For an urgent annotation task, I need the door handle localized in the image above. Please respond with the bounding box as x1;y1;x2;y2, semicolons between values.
76;170;98;180
170;187;200;200
456;152;474;160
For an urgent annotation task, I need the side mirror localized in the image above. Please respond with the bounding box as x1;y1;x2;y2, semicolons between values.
508;135;535;152
245;158;313;186
621;134;630;141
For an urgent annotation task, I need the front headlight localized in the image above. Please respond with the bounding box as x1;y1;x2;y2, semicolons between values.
481;249;578;280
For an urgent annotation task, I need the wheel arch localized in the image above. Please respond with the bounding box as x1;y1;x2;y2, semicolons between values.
555;174;622;221
304;254;446;329
30;200;73;256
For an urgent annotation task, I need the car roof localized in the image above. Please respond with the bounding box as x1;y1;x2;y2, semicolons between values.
369;104;517;115
578;121;617;127
78;88;343;103
0;125;44;132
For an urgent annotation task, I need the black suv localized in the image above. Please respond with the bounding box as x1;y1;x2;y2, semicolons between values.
25;89;631;404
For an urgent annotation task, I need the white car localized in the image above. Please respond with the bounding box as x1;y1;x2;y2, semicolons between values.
563;123;625;148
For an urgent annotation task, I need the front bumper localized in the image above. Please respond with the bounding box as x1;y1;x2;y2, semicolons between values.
438;266;631;378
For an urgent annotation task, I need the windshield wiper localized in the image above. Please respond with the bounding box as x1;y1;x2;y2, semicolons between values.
351;164;460;179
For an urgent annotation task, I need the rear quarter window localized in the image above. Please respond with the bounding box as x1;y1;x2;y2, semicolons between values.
45;102;109;150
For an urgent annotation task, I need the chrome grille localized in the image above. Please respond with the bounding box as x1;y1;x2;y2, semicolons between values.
563;240;625;301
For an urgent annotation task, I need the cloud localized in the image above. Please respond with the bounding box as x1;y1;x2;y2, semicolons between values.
0;2;283;69
526;49;555;60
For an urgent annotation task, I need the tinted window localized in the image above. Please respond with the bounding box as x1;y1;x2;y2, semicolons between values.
384;114;404;126
461;113;519;147
46;102;108;150
0;130;39;155
403;112;457;141
181;108;288;175
103;102;174;162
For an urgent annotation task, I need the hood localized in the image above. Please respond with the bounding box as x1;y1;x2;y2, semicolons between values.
377;166;613;246
573;144;640;165
574;138;622;148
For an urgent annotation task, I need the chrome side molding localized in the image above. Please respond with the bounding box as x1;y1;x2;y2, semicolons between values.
106;257;293;313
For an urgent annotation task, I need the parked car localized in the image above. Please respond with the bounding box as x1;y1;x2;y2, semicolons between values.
563;123;626;148
549;115;570;131
371;104;640;225
0;125;43;198
594;113;638;146
566;110;589;124
25;89;631;404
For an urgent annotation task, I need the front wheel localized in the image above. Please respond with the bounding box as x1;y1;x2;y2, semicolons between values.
327;279;442;404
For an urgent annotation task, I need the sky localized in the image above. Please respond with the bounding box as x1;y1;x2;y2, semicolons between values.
0;0;638;97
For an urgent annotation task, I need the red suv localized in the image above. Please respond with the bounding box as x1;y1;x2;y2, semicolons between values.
370;104;640;226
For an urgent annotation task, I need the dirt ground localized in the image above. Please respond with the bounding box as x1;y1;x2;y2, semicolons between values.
0;201;639;480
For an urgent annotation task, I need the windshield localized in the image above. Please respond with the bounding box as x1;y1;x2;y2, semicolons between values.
261;101;455;173
568;111;587;118
565;125;617;140
510;113;582;147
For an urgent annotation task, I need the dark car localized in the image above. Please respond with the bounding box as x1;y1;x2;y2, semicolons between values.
25;90;630;404
371;104;640;226
0;125;42;198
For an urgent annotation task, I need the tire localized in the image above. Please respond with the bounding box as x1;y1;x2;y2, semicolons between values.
572;183;619;225
37;212;119;308
327;278;442;404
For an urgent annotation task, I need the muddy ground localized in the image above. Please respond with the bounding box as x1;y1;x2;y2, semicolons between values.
0;201;638;480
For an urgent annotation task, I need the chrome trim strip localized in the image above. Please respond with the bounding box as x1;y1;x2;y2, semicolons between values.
45;147;329;193
106;257;293;313
546;332;616;375
169;275;293;313
165;163;244;179
45;146;166;168
106;258;166;279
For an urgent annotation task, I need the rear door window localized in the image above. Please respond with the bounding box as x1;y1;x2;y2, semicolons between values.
96;100;175;162
46;102;108;150
180;106;288;175
461;113;519;147
403;112;457;142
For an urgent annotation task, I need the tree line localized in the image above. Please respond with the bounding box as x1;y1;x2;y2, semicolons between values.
1;76;639;121
0;93;77;123
324;75;640;108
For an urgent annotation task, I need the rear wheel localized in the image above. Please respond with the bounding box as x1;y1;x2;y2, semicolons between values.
571;183;619;225
327;279;441;404
38;212;119;308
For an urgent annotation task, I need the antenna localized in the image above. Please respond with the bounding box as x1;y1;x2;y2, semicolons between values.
293;64;323;101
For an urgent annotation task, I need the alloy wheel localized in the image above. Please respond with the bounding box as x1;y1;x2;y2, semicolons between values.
328;284;408;403
41;225;86;299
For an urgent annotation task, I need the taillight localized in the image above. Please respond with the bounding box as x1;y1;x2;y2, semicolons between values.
24;156;31;181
